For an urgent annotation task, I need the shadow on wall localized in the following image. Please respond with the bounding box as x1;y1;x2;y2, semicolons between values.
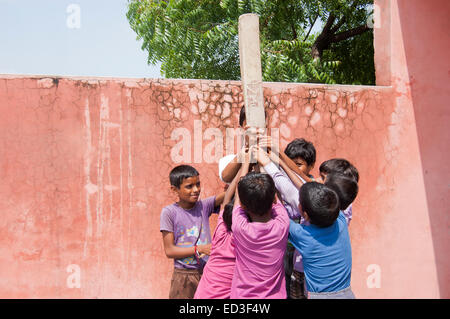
398;0;450;298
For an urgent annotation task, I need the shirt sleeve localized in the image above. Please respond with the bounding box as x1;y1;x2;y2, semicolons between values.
342;204;353;226
218;154;237;183
288;219;305;252
160;206;174;233
201;196;219;217
271;202;290;228
264;162;301;220
338;210;348;224
231;205;248;235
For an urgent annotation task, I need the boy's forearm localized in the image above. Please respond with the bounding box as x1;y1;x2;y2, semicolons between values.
279;159;306;189
214;191;226;207
234;161;250;208
279;152;313;183
264;162;301;220
224;168;241;205
222;160;242;183
164;245;196;260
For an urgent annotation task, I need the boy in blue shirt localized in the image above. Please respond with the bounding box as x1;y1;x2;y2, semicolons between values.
288;180;357;299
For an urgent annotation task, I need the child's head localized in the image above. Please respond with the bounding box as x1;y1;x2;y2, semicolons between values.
324;173;358;210
239;106;268;128
222;198;234;232
238;172;276;217
299;182;340;227
319;158;359;183
284;138;316;175
169;165;201;207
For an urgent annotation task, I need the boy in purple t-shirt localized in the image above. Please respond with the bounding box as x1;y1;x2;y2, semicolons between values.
160;165;225;299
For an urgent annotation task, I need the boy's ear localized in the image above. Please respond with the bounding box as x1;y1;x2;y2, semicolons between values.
303;212;310;222
298;203;310;222
170;185;179;193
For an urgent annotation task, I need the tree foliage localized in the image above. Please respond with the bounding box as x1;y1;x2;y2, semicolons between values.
127;0;375;85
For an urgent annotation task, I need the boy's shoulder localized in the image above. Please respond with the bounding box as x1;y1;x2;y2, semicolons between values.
161;196;216;216
160;202;178;220
337;211;349;228
161;202;178;212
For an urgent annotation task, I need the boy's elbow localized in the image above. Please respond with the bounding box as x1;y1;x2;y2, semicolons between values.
222;173;233;184
163;246;175;259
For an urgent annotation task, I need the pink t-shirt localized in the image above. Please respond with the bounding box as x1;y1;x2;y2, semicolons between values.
230;202;289;299
194;210;235;299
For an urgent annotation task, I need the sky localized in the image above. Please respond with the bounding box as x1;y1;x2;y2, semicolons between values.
0;0;162;78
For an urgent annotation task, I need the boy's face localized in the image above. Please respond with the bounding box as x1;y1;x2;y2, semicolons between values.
293;157;314;175
172;176;201;208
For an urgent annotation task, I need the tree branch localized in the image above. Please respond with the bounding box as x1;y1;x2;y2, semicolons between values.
323;13;336;33
311;13;336;60
332;24;370;43
291;23;297;40
330;17;346;34
303;15;318;41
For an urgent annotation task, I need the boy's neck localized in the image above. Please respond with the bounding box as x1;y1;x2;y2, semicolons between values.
247;211;272;223
177;200;196;210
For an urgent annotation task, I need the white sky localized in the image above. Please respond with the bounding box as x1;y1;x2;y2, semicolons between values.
0;0;162;78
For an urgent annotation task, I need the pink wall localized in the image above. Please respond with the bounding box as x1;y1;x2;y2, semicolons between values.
394;0;450;298
0;0;448;298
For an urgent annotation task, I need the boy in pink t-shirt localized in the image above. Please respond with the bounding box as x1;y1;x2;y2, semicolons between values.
230;151;290;299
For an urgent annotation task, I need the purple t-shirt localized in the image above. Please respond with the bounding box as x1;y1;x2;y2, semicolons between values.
160;196;218;269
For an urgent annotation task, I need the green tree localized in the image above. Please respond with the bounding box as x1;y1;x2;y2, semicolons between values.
127;0;374;85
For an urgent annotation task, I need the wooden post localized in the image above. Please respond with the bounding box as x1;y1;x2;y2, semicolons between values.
238;13;266;129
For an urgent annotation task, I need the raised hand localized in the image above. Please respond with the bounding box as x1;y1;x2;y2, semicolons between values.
252;145;271;166
257;136;279;154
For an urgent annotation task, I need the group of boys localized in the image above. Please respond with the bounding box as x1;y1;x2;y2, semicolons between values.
160;107;359;299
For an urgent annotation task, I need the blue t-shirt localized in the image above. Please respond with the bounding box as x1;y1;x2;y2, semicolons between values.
288;212;352;293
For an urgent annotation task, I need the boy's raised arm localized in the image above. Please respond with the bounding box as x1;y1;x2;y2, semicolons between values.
279;151;313;183
220;146;248;183
221;159;241;184
214;192;226;208
278;157;307;189
223;165;242;207
253;145;301;220
233;148;251;209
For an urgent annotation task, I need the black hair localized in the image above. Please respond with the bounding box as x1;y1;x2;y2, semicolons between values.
237;172;276;216
319;158;359;182
222;197;235;232
324;173;358;210
284;138;316;166
299;182;340;227
239;106;246;127
239;106;268;127
169;165;199;188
